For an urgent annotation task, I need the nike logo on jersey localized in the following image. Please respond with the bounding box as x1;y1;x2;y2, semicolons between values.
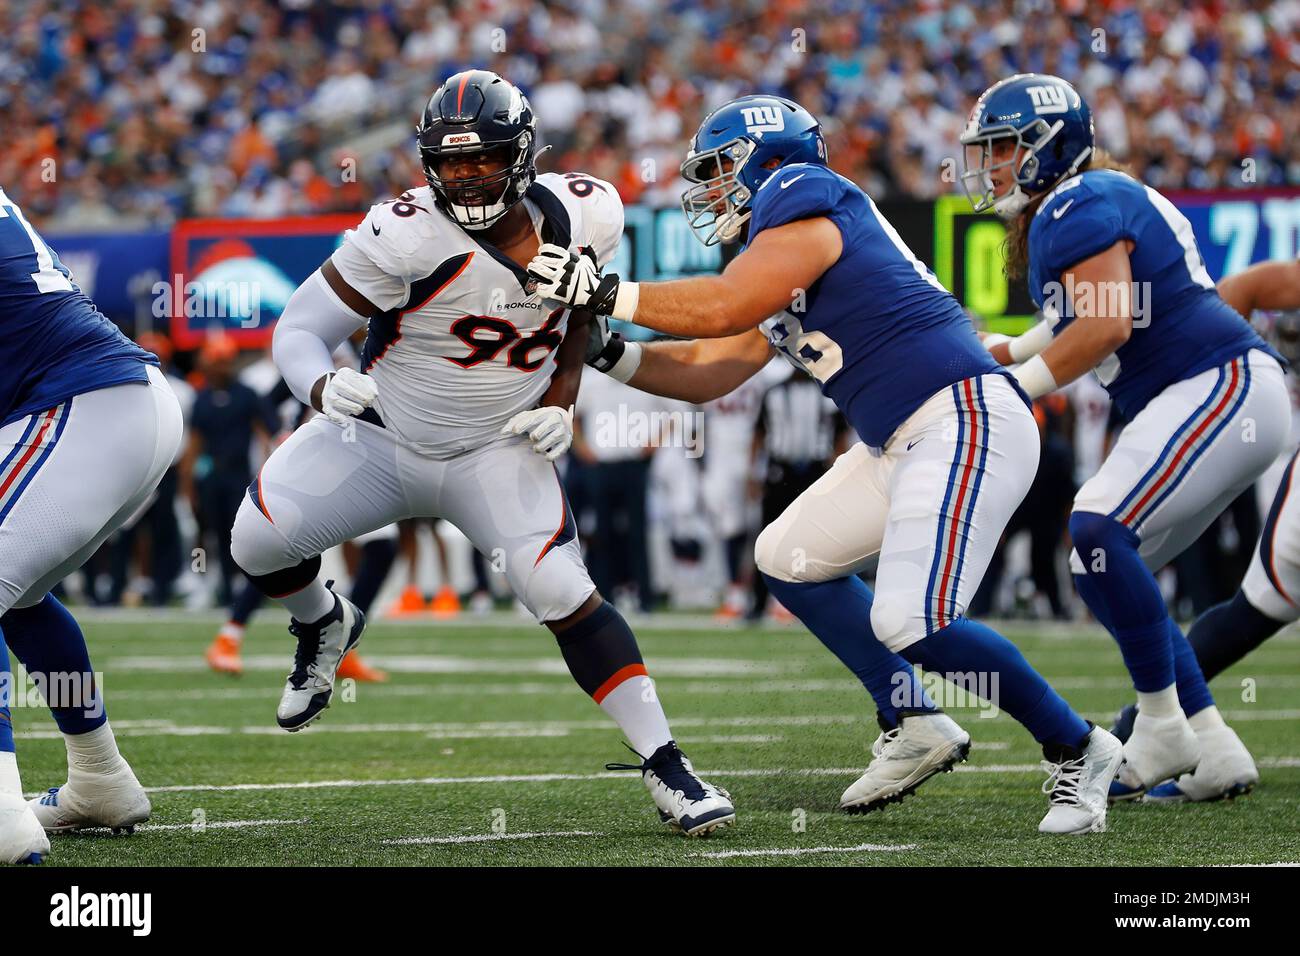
906;437;924;450
372;224;382;235
1052;199;1074;219
780;174;806;189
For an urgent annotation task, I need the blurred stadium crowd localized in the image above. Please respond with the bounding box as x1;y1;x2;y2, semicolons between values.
3;0;1298;230
2;0;1296;629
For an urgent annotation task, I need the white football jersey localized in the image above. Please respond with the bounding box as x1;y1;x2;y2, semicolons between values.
330;173;624;458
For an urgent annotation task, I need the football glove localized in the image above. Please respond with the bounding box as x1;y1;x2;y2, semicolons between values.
320;367;378;425
500;405;574;461
528;244;638;319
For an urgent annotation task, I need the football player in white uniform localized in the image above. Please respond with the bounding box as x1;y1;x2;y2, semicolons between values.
228;71;734;836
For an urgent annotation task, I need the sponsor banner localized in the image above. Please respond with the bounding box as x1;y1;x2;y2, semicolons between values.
40;230;170;326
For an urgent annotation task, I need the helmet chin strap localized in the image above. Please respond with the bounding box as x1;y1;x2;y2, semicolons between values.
993;186;1031;220
715;209;751;243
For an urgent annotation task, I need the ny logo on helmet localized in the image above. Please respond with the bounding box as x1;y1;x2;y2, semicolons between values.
1026;85;1075;115
741;105;784;137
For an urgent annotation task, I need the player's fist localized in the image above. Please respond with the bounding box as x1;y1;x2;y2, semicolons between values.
500;405;574;461
528;243;600;307
320;368;378;425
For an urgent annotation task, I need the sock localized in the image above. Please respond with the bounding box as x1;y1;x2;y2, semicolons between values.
904;617;1091;747
762;573;934;724
1188;705;1227;733
351;539;398;616
554;601;671;758
1169;617;1216;717
1070;512;1174;692
1136;684;1181;718
724;533;746;584
1187;589;1285;681
218;621;245;644
0;628;17;795
63;722;124;776
1;595;105;735
280;578;335;623
229;580;264;627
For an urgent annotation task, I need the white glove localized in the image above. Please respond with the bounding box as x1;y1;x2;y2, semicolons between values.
527;243;639;319
500;405;574;461
320;368;378;425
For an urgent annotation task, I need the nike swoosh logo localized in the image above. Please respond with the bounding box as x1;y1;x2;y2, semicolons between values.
780;174;806;189
907;437;924;450
1052;199;1074;219
372;224;382;235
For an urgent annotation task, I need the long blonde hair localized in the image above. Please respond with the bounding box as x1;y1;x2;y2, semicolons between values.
1002;149;1134;280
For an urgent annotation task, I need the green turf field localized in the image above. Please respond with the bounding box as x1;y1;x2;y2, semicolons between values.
12;611;1300;866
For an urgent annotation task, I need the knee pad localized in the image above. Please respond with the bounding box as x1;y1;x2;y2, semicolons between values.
870;593;926;652
522;550;595;623
754;521;814;583
230;494;296;578
1068;510;1138;574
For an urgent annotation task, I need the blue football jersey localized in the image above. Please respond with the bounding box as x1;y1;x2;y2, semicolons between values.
0;188;156;426
1028;169;1276;421
746;163;1010;447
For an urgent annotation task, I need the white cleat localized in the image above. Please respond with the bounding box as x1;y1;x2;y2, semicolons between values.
1116;711;1200;795
609;741;736;837
840;711;971;813
0;792;50;864
1143;725;1259;803
1039;725;1124;835
276;591;366;732
29;761;151;834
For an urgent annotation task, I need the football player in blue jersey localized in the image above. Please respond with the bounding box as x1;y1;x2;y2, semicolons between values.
960;74;1289;801
0;188;184;863
530;95;1124;835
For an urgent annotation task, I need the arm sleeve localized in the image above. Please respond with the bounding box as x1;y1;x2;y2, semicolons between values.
272;269;369;406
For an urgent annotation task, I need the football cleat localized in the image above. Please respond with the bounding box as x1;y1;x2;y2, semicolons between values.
276;591;366;732
1114;711;1200;795
1110;701;1138;743
336;650;387;683
607;741;735;836
28;760;150;834
205;633;243;676
1143;725;1259;803
387;584;427;618
840;710;971;813
429;585;461;616
0;792;50;864
1038;724;1124;835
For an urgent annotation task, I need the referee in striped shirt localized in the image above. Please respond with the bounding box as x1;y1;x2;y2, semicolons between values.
748;364;850;621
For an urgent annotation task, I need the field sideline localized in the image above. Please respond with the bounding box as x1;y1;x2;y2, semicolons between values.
12;611;1300;867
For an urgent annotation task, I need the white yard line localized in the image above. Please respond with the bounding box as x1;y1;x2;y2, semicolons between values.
139;818;307;832
384;830;599;846
692;843;918;859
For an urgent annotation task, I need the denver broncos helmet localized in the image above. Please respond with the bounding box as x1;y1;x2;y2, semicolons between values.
416;70;539;230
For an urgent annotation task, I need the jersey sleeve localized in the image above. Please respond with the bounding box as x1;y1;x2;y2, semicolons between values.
579;178;625;269
1032;186;1130;279
748;164;846;237
330;201;426;312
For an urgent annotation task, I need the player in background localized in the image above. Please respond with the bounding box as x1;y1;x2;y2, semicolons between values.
536;94;1122;834
228;71;734;836
961;74;1289;801
1110;258;1300;800
0;187;183;863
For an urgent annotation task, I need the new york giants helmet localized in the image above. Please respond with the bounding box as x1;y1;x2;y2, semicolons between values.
416;70;539;230
680;95;826;246
960;74;1094;220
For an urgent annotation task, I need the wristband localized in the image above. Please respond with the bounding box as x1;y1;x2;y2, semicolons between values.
1012;353;1058;400
1009;318;1055;363
612;281;640;322
982;333;1012;351
606;340;643;383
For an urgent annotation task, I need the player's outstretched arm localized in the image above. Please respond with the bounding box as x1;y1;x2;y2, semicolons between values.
272;260;372;412
619;328;775;404
1218;259;1300;317
530;217;841;339
1015;240;1135;399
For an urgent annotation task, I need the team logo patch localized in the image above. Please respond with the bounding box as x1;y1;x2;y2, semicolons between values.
740;105;784;138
